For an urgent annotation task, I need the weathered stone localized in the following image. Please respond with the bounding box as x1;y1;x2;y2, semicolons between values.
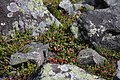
104;0;120;6
28;63;105;80
0;0;61;36
59;0;94;15
10;42;49;66
113;60;120;80
71;0;120;51
0;78;4;80
78;48;107;66
59;0;74;15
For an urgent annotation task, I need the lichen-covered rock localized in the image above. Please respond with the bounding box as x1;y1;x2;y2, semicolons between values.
78;48;107;66
113;60;120;80
29;63;105;80
71;0;120;51
10;42;49;66
59;0;94;15
0;0;61;36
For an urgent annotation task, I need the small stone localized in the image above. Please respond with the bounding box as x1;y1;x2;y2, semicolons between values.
10;42;49;67
78;48;107;66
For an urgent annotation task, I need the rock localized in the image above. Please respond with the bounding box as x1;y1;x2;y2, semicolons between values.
71;0;120;51
59;0;94;15
78;48;107;66
59;0;74;15
29;63;105;80
0;78;4;80
104;0;120;6
10;42;49;66
0;0;61;36
113;60;120;80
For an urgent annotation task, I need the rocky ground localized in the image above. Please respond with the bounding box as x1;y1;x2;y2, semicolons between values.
0;0;120;80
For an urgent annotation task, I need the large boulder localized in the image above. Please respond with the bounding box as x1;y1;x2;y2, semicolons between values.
28;63;105;80
10;42;49;66
78;48;107;66
71;0;120;51
0;0;61;36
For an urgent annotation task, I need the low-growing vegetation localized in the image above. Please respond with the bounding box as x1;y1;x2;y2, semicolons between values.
0;0;120;80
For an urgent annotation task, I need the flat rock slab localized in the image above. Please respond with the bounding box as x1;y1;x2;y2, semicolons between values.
29;63;105;80
0;0;61;36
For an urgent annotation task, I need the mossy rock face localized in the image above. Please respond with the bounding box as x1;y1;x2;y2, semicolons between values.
29;63;105;80
0;0;61;36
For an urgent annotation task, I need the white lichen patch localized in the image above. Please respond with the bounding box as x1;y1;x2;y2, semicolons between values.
49;70;56;76
88;21;97;37
7;12;13;17
88;23;107;37
58;65;69;72
100;25;106;32
70;23;79;38
1;22;5;26
41;63;52;77
7;2;19;12
69;72;77;80
89;28;97;35
12;21;19;31
102;33;115;41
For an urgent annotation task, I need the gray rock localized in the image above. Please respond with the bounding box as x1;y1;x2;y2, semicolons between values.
59;0;94;15
71;0;120;51
10;42;49;66
114;60;120;80
79;0;109;9
59;0;74;15
0;0;61;36
78;48;107;66
29;63;105;80
104;0;120;6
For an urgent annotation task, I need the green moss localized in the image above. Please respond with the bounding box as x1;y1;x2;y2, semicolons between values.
19;45;31;53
